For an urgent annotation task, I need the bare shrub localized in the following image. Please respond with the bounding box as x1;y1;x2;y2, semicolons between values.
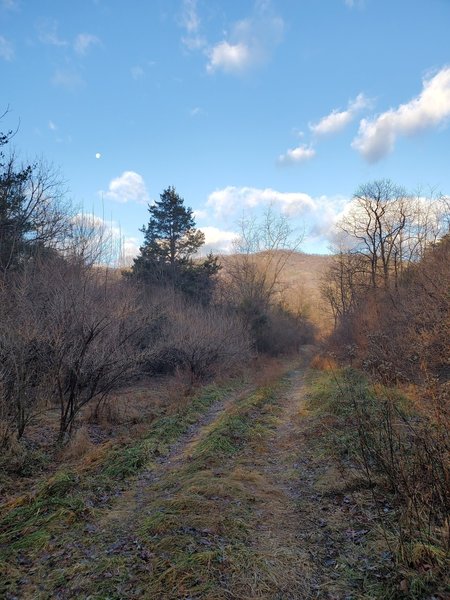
0;257;160;445
161;302;252;384
0;269;55;443
314;368;449;581
42;262;157;441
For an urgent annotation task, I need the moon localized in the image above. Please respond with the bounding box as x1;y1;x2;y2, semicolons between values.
95;152;101;159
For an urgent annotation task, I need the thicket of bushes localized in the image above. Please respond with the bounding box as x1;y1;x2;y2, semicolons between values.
308;367;449;596
320;180;449;594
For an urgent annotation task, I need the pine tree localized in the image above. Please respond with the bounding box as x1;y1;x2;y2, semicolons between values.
131;186;220;302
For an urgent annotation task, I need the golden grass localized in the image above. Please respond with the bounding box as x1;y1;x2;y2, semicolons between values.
59;426;94;462
310;352;338;371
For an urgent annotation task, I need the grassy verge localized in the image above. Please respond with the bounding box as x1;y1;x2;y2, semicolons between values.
306;367;449;599
0;382;237;594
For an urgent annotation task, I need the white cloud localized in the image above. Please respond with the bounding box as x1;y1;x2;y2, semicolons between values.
204;186;358;250
102;171;149;204
199;226;238;254
207;42;252;74
180;0;206;50
0;35;13;60
309;93;371;136
122;236;140;264
48;120;57;131
206;1;284;75
52;69;84;90
181;0;200;33
277;144;316;165
189;106;202;117
207;186;316;217
131;65;145;80
37;19;68;47
74;33;100;56
306;195;351;246
352;66;450;162
193;208;208;220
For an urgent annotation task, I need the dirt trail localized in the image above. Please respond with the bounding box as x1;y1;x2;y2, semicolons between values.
98;383;255;527
8;357;373;599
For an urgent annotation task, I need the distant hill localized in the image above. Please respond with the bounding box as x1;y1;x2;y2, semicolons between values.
219;251;333;332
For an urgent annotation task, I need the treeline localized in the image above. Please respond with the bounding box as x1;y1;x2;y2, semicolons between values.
320;179;449;591
0;127;314;454
322;178;449;384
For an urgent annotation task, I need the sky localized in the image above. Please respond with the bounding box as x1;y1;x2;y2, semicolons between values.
1;0;450;258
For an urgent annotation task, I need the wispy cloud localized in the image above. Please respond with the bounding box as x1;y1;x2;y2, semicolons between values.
131;65;145;80
352;66;450;162
74;33;100;56
1;0;19;11
37;21;100;57
309;93;371;136
37;18;68;47
48;120;57;131
180;0;206;50
277;144;316;165
52;69;84;90
206;1;284;75
181;0;200;33
0;35;14;60
344;0;366;8
189;106;203;117
207;186;316;217
102;171;150;204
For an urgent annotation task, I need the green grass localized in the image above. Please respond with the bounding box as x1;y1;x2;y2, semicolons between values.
305;367;450;600
126;384;286;599
59;382;289;600
102;383;235;479
0;381;238;594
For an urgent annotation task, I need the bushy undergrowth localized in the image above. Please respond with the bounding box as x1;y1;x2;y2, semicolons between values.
308;367;449;597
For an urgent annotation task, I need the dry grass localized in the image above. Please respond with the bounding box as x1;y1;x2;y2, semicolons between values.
307;366;450;598
59;426;94;461
246;356;289;388
310;352;338;371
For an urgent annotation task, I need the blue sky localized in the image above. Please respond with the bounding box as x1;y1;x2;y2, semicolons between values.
1;0;450;257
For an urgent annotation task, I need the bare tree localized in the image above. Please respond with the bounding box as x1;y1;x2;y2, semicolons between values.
0;263;57;443
224;205;303;309
165;302;251;384
0;153;71;277
339;179;409;289
63;211;122;267
320;249;368;328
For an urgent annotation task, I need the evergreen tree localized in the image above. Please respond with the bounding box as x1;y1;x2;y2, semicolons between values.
0;125;68;275
131;186;220;302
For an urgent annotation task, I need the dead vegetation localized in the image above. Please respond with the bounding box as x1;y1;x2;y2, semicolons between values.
318;180;450;597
